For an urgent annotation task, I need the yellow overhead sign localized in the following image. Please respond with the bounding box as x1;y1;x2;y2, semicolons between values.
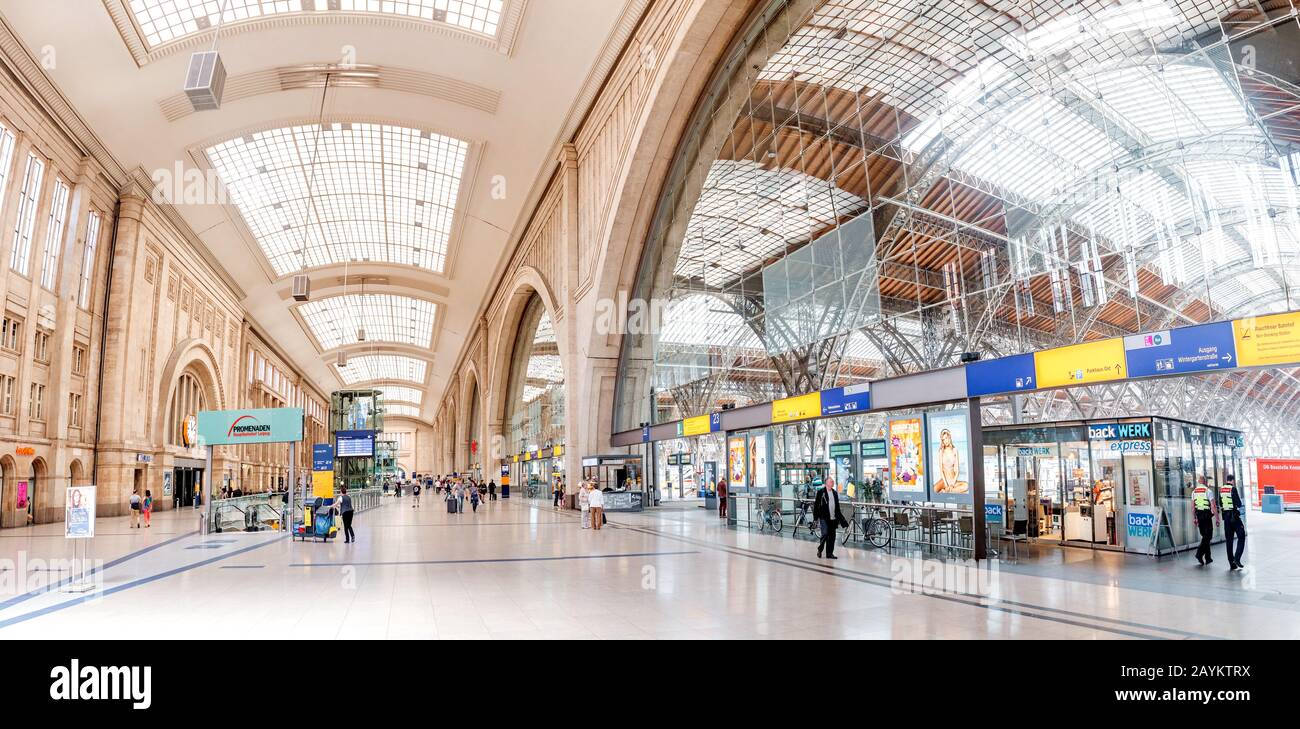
1233;311;1300;368
1034;338;1127;389
772;392;821;423
682;415;712;436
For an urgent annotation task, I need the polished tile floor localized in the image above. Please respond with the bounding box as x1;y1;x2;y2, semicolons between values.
0;496;1296;639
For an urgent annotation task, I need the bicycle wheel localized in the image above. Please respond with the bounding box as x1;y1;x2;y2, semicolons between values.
841;522;854;545
866;518;891;548
772;514;784;534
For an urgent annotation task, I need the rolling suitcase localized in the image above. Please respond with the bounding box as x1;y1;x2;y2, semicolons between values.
447;497;458;514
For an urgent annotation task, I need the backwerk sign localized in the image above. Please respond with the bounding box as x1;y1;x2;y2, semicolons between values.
196;408;304;446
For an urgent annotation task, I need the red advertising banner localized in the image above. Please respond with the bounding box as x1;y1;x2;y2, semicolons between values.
1255;458;1300;505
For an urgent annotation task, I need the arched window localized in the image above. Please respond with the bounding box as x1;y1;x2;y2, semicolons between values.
505;294;564;455
166;371;207;446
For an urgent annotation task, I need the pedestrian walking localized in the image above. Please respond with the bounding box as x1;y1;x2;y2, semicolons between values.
340;487;356;543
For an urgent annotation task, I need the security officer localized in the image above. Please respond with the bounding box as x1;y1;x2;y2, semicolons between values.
1191;476;1216;566
1220;474;1246;570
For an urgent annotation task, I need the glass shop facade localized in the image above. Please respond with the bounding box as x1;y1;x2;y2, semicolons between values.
983;417;1243;554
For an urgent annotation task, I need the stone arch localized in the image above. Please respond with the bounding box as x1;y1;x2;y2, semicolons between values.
154;339;226;447
585;0;753;357
486;267;562;429
458;363;483;468
0;454;13;526
69;459;87;485
29;456;49;525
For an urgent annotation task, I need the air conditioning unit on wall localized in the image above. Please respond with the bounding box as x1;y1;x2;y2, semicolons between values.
292;274;310;301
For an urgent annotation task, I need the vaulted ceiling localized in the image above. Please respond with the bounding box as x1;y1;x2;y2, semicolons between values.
0;0;641;421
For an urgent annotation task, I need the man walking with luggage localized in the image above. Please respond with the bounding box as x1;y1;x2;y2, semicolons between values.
340;487;356;543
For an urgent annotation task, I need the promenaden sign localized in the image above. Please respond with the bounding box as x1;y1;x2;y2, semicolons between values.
196;408;304;446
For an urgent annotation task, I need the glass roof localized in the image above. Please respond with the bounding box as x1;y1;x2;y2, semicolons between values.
127;0;505;47
674;160;867;288
298;293;436;350
384;403;423;418
377;386;423;405
335;354;427;385
205;122;467;277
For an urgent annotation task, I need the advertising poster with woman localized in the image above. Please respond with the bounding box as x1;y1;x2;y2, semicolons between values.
65;485;96;539
747;433;769;491
926;409;972;505
727;437;747;490
888;416;927;500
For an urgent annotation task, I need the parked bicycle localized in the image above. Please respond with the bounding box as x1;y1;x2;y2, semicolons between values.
842;503;892;548
755;498;783;534
791;498;824;541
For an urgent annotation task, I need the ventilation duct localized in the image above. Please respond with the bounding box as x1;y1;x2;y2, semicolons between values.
292;274;310;302
184;51;227;111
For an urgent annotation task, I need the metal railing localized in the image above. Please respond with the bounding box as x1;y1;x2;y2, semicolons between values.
208;488;382;533
728;494;975;555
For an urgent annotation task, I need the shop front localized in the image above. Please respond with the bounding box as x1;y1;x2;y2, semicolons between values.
508;445;566;501
983;417;1242;554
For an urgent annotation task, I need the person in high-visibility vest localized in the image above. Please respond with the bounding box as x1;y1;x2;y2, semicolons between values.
1191;476;1217;566
1220;474;1246;570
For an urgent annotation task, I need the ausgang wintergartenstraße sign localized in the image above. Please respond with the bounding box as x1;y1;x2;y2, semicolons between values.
195;408;304;446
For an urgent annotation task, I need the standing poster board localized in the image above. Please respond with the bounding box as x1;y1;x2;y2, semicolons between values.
888;415;927;501
926;409;972;504
65;485;96;539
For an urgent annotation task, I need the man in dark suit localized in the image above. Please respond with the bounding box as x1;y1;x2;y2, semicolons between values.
813;477;849;559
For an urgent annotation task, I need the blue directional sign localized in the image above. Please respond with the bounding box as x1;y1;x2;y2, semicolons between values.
1123;321;1237;379
965;353;1037;397
312;444;334;472
710;412;722;432
820;384;871;416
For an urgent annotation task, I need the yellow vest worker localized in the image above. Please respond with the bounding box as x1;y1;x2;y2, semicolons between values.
1220;477;1247;570
1192;481;1215;566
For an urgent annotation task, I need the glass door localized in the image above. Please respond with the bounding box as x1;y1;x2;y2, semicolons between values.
1084;439;1121;546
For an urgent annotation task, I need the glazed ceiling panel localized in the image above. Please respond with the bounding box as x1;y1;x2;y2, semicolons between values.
298;293;437;350
384;403;423;418
205;122;467;276
335;354;427;385
126;0;505;47
376;386;424;405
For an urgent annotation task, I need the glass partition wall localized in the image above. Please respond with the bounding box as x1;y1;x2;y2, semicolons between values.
986;417;1241;554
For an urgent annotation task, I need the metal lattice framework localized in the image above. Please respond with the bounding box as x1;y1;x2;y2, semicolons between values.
617;0;1300;460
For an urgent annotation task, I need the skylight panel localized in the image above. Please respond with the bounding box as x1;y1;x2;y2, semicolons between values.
127;0;504;48
335;354;427;384
385;403;422;418
298;294;436;350
953;95;1122;200
674;160;866;287
206;123;466;276
377;386;424;405
1004;0;1180;59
